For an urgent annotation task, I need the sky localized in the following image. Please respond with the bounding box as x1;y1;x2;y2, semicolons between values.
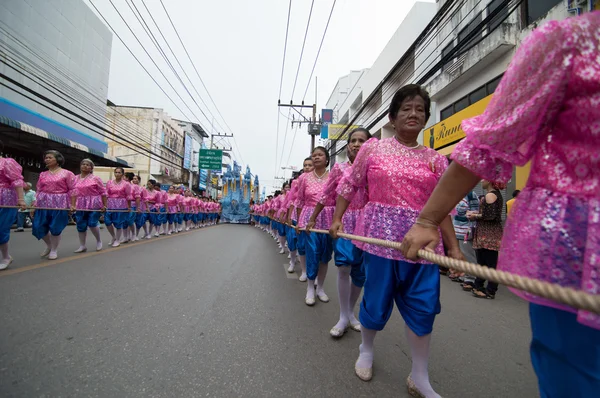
87;0;434;193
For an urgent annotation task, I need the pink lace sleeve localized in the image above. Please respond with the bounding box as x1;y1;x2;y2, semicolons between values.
125;183;132;202
337;137;377;201
96;176;107;197
295;174;306;208
318;163;342;205
3;158;25;188
66;171;76;196
452;20;571;183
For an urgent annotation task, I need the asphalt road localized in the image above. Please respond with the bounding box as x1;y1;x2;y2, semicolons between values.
0;224;538;397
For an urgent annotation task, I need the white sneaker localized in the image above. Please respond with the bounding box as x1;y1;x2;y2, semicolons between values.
0;256;13;270
40;247;51;258
287;263;295;273
299;273;307;282
279;248;285;254
48;252;58;260
73;247;87;253
96;242;103;251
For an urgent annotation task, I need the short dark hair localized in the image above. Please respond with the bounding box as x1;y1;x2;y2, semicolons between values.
124;172;135;181
347;127;372;142
44;150;65;166
148;179;157;185
303;157;313;163
312;146;330;166
512;190;521;198
389;84;431;122
114;167;125;174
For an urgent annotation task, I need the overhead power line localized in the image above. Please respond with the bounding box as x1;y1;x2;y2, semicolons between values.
275;0;293;176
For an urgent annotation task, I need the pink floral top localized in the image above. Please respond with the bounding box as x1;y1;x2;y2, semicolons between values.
166;194;180;213
0;158;25;206
73;174;106;210
106;180;131;210
452;13;600;330
320;161;366;235
286;179;300;222
339;137;447;262
156;191;167;209
35;169;75;209
296;171;334;229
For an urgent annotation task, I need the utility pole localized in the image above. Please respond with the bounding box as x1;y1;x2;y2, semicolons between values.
206;133;233;199
278;77;320;153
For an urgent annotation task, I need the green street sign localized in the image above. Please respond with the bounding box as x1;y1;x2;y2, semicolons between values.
199;149;223;170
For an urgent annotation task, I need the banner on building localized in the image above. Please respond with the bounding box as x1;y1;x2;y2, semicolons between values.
183;134;193;170
326;124;362;141
321;109;333;139
424;95;493;150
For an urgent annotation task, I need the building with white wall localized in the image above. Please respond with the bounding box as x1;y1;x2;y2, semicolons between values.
323;1;438;164
105;105;185;185
0;0;128;183
419;0;597;192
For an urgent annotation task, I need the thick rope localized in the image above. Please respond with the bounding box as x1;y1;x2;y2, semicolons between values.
263;219;600;314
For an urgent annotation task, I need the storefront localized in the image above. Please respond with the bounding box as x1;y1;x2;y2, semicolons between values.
423;94;531;193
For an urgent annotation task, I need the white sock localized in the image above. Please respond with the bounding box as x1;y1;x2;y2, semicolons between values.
334;267;351;330
306;279;316;301
290;250;297;265
356;328;376;369
0;243;9;262
49;234;61;254
299;255;307;278
349;282;362;325
316;262;328;296
405;325;440;398
77;231;87;249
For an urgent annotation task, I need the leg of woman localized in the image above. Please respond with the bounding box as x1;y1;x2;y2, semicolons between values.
348;247;366;330
530;303;600;398
395;261;441;397
32;209;51;257
105;211;116;244
355;253;399;381
297;230;307;281
304;231;320;305
315;234;333;302
113;228;122;247
0;208;16;268
74;211;88;253
89;226;102;251
47;210;68;260
331;266;352;337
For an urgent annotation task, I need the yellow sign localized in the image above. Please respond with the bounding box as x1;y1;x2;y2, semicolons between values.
424;95;493;150
327;124;362;140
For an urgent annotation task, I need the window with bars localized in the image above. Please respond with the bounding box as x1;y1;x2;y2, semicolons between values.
438;73;504;120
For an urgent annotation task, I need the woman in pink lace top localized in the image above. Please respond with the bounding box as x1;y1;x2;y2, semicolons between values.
71;159;107;253
33;150;75;260
0;152;27;269
130;175;148;240
165;185;182;235
308;128;371;338
105;167;131;248
285;158;313;281
331;85;461;396
401;14;600;397
297;146;334;306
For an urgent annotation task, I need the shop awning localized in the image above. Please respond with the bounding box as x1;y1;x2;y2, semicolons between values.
0;115;132;169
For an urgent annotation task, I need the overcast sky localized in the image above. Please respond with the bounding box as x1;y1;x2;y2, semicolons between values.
87;0;433;193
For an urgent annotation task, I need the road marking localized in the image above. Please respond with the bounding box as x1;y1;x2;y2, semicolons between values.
0;225;222;278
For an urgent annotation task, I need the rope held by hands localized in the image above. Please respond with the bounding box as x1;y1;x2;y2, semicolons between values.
298;226;600;315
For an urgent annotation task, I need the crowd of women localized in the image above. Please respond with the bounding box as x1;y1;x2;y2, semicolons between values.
0;150;220;267
250;13;600;398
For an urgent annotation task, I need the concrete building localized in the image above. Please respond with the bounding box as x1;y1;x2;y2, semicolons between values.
105;105;185;185
0;0;128;183
174;119;209;192
323;1;438;164
419;0;597;194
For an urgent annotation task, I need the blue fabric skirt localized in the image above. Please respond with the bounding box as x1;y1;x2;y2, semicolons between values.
32;209;68;239
304;231;333;280
360;253;440;336
334;238;365;287
105;210;129;229
0;207;17;244
75;210;101;232
530;303;600;398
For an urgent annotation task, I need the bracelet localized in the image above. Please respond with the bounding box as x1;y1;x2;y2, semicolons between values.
415;219;439;229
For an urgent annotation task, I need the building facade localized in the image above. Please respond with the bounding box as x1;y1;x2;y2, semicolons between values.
323;1;438;164
420;0;597;195
174;119;209;192
0;0;129;184
105;105;185;185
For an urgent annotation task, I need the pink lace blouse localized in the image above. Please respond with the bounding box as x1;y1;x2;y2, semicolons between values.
106;180;131;210
0;158;25;206
452;13;600;329
296;171;334;229
73;174;106;210
338;137;447;262
35;169;75;209
320;161;366;235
